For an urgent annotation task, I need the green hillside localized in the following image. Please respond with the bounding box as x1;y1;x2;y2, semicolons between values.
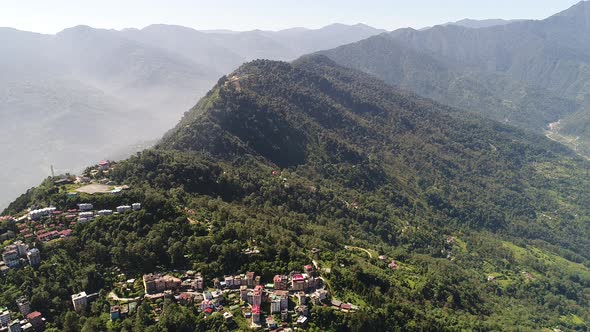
2;56;590;331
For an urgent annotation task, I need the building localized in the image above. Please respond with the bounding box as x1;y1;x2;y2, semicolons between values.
96;210;113;216
116;206;131;213
296;291;307;305
142;274;181;294
251;305;261;324
26;249;40;267
26;311;43;330
16;298;30;316
0;310;11;327
28;207;56;220
270;295;281;313
246;271;255;287
8;320;21;332
77;203;93;211
13;241;27;257
194;273;204;290
291;274;305;291
98;161;110;171
2;250;19;268
72;292;88;312
110;306;120;321
273;275;288;290
132;203;141;211
252;289;262;306
200;299;213;311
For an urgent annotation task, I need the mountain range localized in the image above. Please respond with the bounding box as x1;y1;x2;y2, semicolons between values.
0;23;385;209
320;1;590;156
4;53;590;330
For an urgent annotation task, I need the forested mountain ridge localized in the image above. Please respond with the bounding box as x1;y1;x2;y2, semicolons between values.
2;55;590;331
0;23;383;210
319;1;590;155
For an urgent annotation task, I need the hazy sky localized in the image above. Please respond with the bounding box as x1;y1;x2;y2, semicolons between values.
2;0;583;34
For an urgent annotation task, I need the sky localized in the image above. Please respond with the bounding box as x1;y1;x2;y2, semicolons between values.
1;0;584;34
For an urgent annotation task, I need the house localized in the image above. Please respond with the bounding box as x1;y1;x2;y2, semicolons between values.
223;311;233;322
25;312;43;331
110;306;120;321
313;289;328;302
116;206;132;213
28;207;56;220
304;264;314;275
266;316;277;329
132;203;141;211
224;275;234;288
77;203;93;212
97;210;113;216
26;248;40;267
176;293;195;305
296;315;308;326
200;299;213;311
72;292;88;312
98;161;110;171
388;261;399;270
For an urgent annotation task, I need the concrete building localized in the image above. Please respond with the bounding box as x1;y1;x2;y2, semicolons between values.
110;306;120;321
26;311;43;330
0;310;11;327
2;250;19;268
96;210;113;216
28;207;56;220
77;203;93;211
71;292;88;312
291;274;305;291
246;271;255;287
13;241;27;257
116;206;131;213
26;249;40;267
132;203;141;211
16;298;30;316
142;274;181;294
193;273;204;290
270;295;281;314
8;320;21;332
251;305;261;324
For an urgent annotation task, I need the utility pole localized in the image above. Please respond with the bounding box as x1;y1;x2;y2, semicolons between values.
50;165;55;177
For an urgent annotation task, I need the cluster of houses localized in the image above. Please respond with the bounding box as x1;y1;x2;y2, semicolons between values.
0;240;40;272
0;297;45;332
125;265;338;329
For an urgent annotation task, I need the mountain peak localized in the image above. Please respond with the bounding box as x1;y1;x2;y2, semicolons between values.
550;0;590;20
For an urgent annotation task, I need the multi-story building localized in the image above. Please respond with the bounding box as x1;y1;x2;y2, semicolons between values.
142;274;181;294
270;295;281;313
291;274;305;291
2;250;19;268
28;207;56;220
8;320;21;332
71;292;88;312
194;273;204;290
252;289;262;307
132;203;141;211
246;271;255;287
251;305;261;324
26;249;40;267
13;241;27;257
16;298;31;316
26;311;43;330
116;206;131;213
0;310;11;327
273;275;288;290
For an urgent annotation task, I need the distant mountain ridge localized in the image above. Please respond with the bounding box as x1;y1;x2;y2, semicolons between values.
320;1;590;155
0;22;384;209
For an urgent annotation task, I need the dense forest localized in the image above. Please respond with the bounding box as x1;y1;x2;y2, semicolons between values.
2;56;590;331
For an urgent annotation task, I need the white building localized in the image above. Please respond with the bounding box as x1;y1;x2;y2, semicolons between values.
77;203;93;211
132;203;141;211
26;249;41;267
28;207;56;220
116;206;131;213
71;292;88;312
13;241;27;257
96;210;113;216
